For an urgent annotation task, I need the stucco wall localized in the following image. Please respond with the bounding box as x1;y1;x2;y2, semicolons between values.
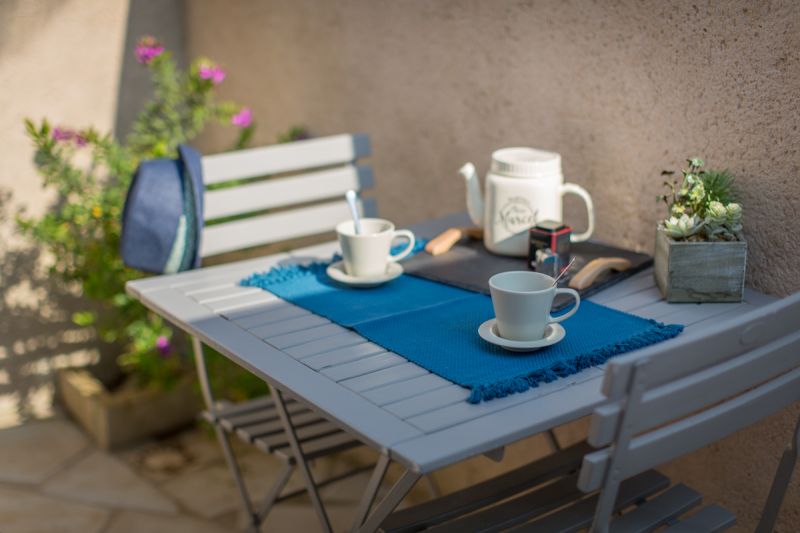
186;0;800;529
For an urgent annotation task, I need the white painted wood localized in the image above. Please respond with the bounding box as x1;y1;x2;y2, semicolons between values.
125;286;422;452
580;366;800;492
286;331;369;359
193;286;262;305
202;133;370;184
301;342;387;371
404;367;605;434
201;198;374;257
206;291;278;314
587;270;655;305
360;374;454;406
267;323;347;350
204;164;372;220
249;315;331;339
383;385;471;419
391;371;608;473
230;304;310;330
321;352;404;381
340;364;430;393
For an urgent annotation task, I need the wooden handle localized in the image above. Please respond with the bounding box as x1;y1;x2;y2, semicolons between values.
568;257;632;290
425;227;483;256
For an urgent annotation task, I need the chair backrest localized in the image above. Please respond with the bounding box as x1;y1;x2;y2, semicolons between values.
199;133;376;258
578;292;800;526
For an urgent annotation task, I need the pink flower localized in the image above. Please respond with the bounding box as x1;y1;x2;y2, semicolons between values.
155;336;172;358
135;36;164;65
231;107;253;128
52;127;75;142
199;64;226;85
74;133;88;147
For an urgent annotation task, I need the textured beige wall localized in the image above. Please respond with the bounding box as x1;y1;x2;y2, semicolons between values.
0;0;186;428
186;1;800;529
0;0;130;427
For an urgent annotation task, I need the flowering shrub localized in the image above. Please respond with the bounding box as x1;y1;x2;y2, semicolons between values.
657;158;742;242
18;37;255;389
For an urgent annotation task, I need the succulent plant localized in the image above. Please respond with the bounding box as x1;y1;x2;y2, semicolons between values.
662;214;703;239
657;158;743;242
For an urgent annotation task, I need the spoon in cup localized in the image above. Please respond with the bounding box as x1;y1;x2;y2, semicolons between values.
552;257;577;286
345;190;362;235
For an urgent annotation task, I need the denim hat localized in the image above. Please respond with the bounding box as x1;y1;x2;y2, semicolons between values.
121;144;204;274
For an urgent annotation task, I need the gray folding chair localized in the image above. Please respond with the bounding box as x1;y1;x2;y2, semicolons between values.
192;134;377;532
378;292;800;532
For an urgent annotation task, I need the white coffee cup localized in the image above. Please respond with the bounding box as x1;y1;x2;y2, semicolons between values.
489;271;580;341
336;218;415;277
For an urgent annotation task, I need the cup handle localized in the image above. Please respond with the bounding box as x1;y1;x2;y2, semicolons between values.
561;182;594;242
549;288;580;323
388;230;415;262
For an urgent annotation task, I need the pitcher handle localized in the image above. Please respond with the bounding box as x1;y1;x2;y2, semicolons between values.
561;182;595;242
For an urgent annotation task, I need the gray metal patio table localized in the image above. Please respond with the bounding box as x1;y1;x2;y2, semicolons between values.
126;212;775;532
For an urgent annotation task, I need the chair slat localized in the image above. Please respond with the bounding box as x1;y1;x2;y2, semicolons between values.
601;292;800;400
202;133;370;184
580;366;800;492
204;164;373;220
609;483;701;532
382;441;592;533
506;470;670;533
664;505;736;532
200;197;377;257
590;330;800;446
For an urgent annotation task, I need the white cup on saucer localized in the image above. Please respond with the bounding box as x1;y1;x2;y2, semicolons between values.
489;271;580;341
336;218;415;277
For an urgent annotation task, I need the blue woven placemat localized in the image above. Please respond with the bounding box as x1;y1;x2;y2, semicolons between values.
242;258;682;403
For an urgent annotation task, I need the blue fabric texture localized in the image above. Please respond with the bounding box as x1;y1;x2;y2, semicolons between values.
242;254;683;403
120;144;204;274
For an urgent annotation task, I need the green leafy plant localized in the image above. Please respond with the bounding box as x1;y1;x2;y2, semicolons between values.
18;36;255;390
657;158;743;242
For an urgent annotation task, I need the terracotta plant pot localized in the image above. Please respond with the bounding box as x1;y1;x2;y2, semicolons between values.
653;228;747;303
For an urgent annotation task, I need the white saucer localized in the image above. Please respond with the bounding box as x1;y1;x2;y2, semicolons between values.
478;319;565;352
326;261;403;288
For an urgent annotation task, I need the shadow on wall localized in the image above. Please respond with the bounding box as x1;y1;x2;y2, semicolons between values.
0;0;187;428
0;189;122;428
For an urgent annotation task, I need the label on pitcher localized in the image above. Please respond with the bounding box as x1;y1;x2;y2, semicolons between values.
497;196;538;234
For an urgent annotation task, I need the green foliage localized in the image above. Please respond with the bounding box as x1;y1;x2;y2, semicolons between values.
657;158;743;242
18;37;254;390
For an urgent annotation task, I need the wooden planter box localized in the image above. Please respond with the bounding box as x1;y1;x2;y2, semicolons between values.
654;229;747;303
57;368;200;450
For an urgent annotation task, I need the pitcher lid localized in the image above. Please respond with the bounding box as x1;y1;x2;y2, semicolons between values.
491;147;561;178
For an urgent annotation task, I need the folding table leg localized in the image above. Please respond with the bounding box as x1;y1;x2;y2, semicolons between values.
756;412;800;533
257;460;295;523
213;424;260;531
357;469;422;533
273;388;333;533
351;454;391;531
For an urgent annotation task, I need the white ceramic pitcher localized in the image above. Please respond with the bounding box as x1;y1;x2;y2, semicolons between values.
460;147;594;257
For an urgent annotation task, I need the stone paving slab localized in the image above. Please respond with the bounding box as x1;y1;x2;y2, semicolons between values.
160;451;289;519
0;484;110;533
104;510;230;533
43;450;178;514
0;418;88;484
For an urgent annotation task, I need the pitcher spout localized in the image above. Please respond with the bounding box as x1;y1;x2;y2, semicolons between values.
460;162;484;228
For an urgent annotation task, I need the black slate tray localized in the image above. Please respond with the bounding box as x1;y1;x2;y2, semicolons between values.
403;238;653;311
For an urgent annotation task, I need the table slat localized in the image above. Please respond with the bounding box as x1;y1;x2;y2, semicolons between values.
341;364;430;393
302;342;387;370
321;352;404;381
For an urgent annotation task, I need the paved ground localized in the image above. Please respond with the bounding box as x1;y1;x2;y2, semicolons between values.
0;416;382;533
0;414;574;533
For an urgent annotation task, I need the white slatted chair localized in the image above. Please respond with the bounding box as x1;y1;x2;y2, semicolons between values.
193;134;377;532
378;292;800;532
